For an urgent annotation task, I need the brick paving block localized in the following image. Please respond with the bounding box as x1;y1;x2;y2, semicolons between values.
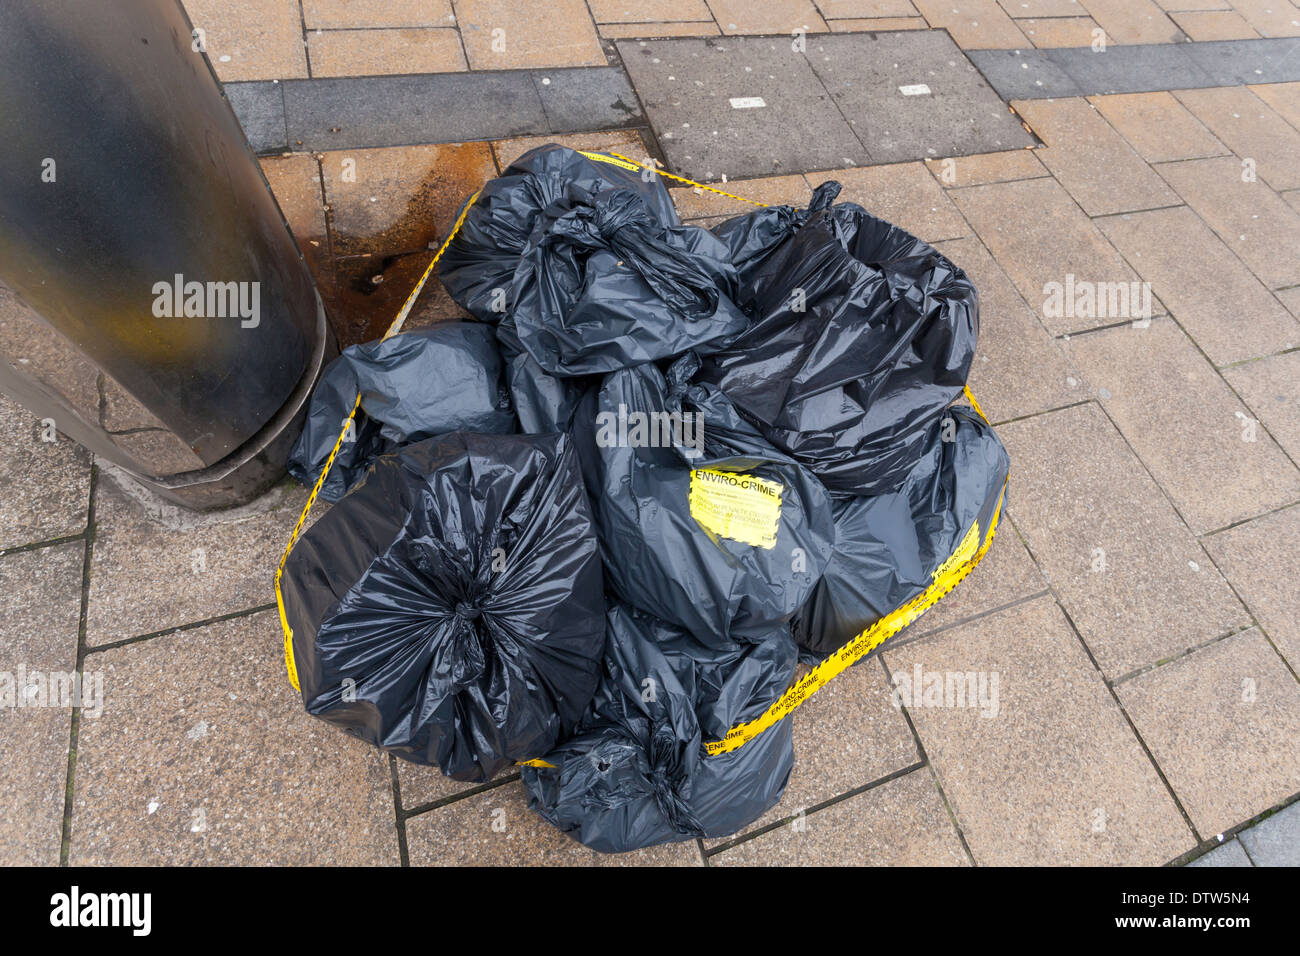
1018;17;1107;47
1077;0;1183;43
493;129;648;171
600;20;722;36
307;28;467;78
1237;802;1300;865
1285;189;1300;215
302;0;455;29
1278;286;1300;319
1222;350;1300;463
1188;839;1254;866
998;0;1088;16
456;0;606;69
319;142;495;258
1097;206;1299;364
925;150;1049;189
70;611;398;865
1153;0;1230;10
0;543;82;865
705;658;920;845
0;395;91;551
260;153;329;276
181;0;308;82
998;404;1248;678
588;0;713;21
707;0;830;33
405;781;703;864
910;0;1030;48
932;236;1078;423
883;596;1194;864
710;769;969;865
1248;81;1300;130
815;0;922;16
1064;318;1300;535
1012;97;1179;216
827;16;928;29
670;175;813;219
1117;629;1300;838
84;476;309;646
1088;92;1228;163
398;761;518;811
808;163;969;241
1204;504;1300;672
1156;155;1300;289
1171;9;1260;39
1229;0;1300;36
1175;86;1300;191
948;177;1144;334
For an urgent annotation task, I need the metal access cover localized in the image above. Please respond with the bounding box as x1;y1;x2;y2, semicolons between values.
618;31;1034;181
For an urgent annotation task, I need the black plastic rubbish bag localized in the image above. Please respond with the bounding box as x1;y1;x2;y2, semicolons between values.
572;352;834;645
438;145;680;324
709;180;841;277
521;602;796;853
793;406;1009;661
286;322;514;501
700;199;978;496
279;431;607;782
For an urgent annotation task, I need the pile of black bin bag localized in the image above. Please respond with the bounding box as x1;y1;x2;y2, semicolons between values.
280;145;1009;853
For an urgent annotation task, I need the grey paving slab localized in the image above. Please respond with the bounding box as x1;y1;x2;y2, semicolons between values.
0;394;92;551
1237;802;1300;866
710;769;969;865
1221;351;1300;465
967;48;1082;100
398;760;518;811
282;72;549;150
1045;44;1214;96
532;67;644;132
802;31;1034;162
70;610;399;865
1181;37;1300;87
0;542;83;865
1188;839;1254;867
616;36;868;180
224;80;288;154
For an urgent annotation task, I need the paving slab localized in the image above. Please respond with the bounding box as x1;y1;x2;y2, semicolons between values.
670;174;813;219
1237;802;1300;865
1096;206;1299;364
1117;628;1300;838
1248;80;1300;131
1074;0;1183;43
182;0;309;82
531;67;644;132
306;27;467;77
1172;9;1260;39
1047;44;1211;95
1063;318;1300;535
802;31;1034;163
405;780;703;864
948;176;1146;334
998;0;1088;15
807;162;970;241
998;404;1249;678
966;48;1082;100
1156;155;1300;289
704;657;920;845
456;0;607;69
1180;37;1300;85
319;142;495;258
1012;97;1179;216
588;0;714;22
1175;85;1300;190
600;20;722;36
282;72;548;151
493;129;648;170
815;0;924;17
398;762;519;811
1230;0;1300;37
1088;91;1229;163
1204;503;1300;672
827;16;929;30
301;0;455;29
0;394;92;551
327;249;437;344
1017;16;1107;47
70;611;399;865
932;236;1079;422
910;0;1031;48
225;81;288;153
706;0;831;33
259;153;330;287
1221;350;1300;463
710;769;969;865
0;542;83;865
84;476;308;646
925;149;1049;188
617;36;867;181
1188;838;1254;866
883;595;1194;865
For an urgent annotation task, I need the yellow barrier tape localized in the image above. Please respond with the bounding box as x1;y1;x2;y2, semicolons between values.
604;151;770;209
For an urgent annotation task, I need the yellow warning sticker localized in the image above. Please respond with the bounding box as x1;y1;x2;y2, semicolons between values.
578;150;642;171
689;469;783;549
